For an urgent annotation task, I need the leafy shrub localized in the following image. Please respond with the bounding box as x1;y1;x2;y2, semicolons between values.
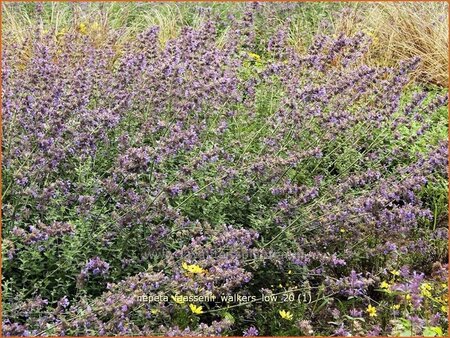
2;3;448;336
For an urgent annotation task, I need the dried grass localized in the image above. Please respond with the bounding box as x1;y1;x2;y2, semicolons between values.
332;2;448;86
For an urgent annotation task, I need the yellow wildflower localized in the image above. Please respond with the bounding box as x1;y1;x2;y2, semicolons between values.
366;304;377;317
441;305;447;314
380;281;391;291
182;262;206;274
56;28;67;39
391;304;401;310
78;23;88;35
421;282;432;291
91;21;100;31
279;310;293;320
390;270;400;276
340;228;346;233
247;52;261;61
151;309;159;315
189;304;203;315
420;282;432;298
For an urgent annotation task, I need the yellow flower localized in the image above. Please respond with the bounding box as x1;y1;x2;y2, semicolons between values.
391;304;401;310
441;305;447;314
56;28;67;39
151;309;159;315
340;228;346;233
279;310;293;320
380;281;391;291
366;304;377;317
405;294;412;301
91;21;100;31
189;304;203;315
421;282;432;291
171;295;185;305
420;282;432;298
182;262;206;274
390;270;400;276
78;23;88;35
247;52;261;61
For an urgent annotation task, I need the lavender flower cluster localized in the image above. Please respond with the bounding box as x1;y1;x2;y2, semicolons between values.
2;3;448;336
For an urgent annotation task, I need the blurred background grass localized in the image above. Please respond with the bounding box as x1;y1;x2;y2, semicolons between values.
2;1;448;86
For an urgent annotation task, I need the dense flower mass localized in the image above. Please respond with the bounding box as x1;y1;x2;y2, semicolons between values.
2;2;448;336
